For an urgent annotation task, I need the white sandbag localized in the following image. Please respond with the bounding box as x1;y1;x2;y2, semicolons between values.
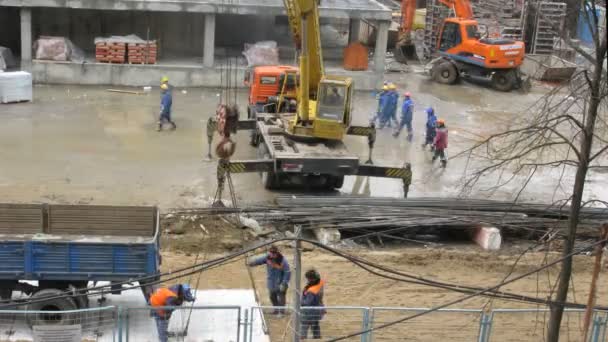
0;71;33;103
0;46;16;70
33;36;84;62
242;41;279;66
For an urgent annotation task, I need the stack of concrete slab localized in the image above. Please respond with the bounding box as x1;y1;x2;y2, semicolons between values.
0;71;33;103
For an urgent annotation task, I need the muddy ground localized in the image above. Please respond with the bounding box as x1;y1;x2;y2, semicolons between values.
158;216;607;341
1;74;605;208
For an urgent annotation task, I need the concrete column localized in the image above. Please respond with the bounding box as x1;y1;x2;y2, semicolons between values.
20;7;32;65
348;18;362;44
203;13;216;67
374;20;389;73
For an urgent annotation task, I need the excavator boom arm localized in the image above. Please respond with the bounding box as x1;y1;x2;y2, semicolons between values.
400;0;417;35
436;0;474;19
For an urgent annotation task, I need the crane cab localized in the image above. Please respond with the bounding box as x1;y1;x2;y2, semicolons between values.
288;76;353;141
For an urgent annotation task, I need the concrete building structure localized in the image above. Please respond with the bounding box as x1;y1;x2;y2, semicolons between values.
0;0;392;89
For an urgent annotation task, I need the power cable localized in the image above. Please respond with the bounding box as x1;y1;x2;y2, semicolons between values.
323;238;608;342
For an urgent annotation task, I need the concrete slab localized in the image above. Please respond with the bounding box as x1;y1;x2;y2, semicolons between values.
1;288;269;342
0;0;392;20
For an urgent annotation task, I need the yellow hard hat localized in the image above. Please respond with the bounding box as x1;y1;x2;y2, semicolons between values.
388;83;397;90
160;83;169;90
161;76;169;83
382;85;389;91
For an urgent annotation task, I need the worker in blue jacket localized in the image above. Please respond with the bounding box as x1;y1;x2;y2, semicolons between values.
393;91;414;141
422;107;437;150
248;245;291;314
386;83;399;128
149;283;195;342
157;83;176;131
300;269;325;339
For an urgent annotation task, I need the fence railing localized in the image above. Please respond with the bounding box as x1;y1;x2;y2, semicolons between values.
0;305;606;342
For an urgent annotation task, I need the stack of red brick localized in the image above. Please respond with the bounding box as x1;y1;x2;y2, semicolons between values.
95;42;126;63
127;42;157;64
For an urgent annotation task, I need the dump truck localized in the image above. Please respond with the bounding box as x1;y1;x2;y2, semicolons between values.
0;204;160;325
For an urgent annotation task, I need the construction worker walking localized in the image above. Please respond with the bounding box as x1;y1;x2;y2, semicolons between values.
393;92;414;141
372;84;390;128
248;245;291;315
386;83;399;128
158;83;176;131
422;107;437;150
300;269;325;339
432;119;448;167
149;284;195;342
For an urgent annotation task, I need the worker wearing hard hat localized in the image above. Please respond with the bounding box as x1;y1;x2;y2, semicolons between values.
386;83;399;128
393;91;414;141
432;118;448;167
248;245;291;315
371;84;389;127
376;84;393;129
422;107;437;150
158;83;176;131
149;284;195;342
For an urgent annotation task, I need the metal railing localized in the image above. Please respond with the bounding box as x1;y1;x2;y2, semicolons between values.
0;305;606;341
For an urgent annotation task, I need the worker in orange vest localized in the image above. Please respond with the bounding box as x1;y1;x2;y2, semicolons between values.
149;284;195;342
300;269;326;339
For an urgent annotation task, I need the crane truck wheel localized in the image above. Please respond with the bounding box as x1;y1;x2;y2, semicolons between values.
332;175;345;189
491;70;517;92
432;62;458;84
257;144;278;190
26;288;78;326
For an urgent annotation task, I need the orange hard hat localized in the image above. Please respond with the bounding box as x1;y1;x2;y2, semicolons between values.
437;118;445;125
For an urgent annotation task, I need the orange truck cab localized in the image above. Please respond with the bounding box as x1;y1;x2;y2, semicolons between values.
244;65;299;116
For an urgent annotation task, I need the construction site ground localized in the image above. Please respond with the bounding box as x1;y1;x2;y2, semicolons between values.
160;216;607;341
1;73;607;340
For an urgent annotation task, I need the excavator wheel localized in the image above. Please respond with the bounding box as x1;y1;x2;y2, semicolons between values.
491;70;517;92
432;62;459;84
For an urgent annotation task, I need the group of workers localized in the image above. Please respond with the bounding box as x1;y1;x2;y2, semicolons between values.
149;245;324;341
373;82;449;168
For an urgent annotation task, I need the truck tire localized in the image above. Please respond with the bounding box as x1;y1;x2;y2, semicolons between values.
330;176;345;189
26;288;78;326
257;144;278;190
432;62;458;84
491;70;516;92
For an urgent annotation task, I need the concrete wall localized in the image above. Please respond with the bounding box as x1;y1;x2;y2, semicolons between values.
30;60;381;90
0;6;21;55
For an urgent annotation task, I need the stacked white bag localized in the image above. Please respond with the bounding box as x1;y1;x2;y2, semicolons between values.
0;71;33;103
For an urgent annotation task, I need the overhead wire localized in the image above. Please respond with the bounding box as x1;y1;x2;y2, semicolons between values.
323;238;608;342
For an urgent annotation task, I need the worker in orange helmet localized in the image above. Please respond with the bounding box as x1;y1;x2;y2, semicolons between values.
149;284;195;342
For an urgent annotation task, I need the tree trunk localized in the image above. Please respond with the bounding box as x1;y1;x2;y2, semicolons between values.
546;50;605;341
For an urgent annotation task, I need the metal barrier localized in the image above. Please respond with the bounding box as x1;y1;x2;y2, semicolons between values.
485;308;608;342
121;305;241;342
369;307;485;342
1;305;607;341
0;306;118;341
249;306;369;342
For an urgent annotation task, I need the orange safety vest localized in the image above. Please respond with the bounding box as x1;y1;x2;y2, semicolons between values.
150;288;177;317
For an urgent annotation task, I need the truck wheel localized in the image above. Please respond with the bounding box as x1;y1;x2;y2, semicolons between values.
432;62;458;84
491;70;516;92
26;288;78;326
257;144;277;190
331;176;345;189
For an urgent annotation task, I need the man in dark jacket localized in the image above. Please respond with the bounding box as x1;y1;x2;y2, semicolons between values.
157;83;176;131
149;283;195;342
300;269;325;339
248;245;291;314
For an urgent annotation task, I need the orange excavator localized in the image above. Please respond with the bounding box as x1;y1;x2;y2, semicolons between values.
397;0;525;91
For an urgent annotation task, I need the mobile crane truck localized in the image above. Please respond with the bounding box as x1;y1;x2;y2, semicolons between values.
210;0;411;191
